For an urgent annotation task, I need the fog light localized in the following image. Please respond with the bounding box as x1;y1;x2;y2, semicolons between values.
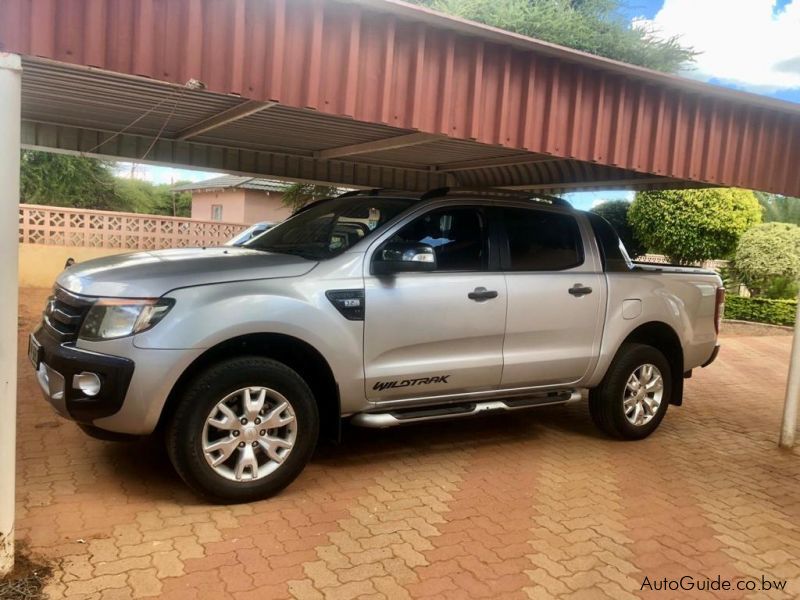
73;372;101;397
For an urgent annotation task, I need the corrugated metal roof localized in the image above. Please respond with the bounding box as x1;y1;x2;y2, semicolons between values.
3;0;799;195
172;176;291;193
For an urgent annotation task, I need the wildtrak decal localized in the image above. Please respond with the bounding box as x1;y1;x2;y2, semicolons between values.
373;375;450;392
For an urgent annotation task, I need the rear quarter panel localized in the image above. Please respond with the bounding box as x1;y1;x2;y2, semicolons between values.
586;269;721;387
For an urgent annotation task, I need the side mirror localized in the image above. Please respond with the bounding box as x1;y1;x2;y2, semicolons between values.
373;242;437;275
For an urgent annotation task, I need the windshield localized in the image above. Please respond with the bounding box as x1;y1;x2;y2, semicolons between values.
244;196;417;260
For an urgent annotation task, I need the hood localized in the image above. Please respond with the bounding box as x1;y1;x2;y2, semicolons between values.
57;247;317;298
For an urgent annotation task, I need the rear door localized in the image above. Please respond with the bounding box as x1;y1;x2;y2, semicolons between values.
363;204;507;402
499;205;606;387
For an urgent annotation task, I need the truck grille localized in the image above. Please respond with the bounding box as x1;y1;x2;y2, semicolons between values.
42;287;94;343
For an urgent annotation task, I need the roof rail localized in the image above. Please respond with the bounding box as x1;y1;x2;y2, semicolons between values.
419;187;572;208
336;188;421;199
292;188;420;214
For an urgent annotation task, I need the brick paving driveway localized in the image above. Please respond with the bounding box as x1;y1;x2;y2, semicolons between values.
13;288;800;599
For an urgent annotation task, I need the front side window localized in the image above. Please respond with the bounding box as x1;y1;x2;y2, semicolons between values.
246;196;417;260
388;207;489;271
502;207;583;271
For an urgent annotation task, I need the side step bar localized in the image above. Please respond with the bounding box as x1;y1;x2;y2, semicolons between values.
351;390;581;428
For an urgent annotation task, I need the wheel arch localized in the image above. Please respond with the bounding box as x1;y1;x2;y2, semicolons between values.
157;332;341;441
617;321;685;406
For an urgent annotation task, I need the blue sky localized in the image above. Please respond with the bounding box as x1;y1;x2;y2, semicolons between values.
121;0;800;212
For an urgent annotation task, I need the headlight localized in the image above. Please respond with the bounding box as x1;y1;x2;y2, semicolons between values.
79;298;174;341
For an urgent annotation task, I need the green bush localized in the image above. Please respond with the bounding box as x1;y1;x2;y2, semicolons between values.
763;276;800;300
733;222;800;296
628;188;761;264
724;295;797;326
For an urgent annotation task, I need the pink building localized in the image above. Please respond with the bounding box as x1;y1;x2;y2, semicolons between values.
174;176;293;224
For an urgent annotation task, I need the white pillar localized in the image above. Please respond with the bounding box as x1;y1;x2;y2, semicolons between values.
779;295;800;448
0;52;22;578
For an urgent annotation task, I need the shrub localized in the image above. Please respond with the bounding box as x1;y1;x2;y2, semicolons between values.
733;222;800;296
724;295;797;326
628;188;761;264
590;200;646;258
763;276;799;300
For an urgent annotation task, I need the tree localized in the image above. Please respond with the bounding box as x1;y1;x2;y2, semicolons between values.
733;222;800;298
115;178;192;216
20;150;131;211
589;199;645;258
628;188;762;264
756;192;800;226
282;183;340;212
414;0;696;73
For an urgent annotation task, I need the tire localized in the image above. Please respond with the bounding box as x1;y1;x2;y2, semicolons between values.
165;356;319;503
589;343;671;440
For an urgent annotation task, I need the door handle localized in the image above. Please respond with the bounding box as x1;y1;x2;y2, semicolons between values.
569;284;593;297
468;287;498;301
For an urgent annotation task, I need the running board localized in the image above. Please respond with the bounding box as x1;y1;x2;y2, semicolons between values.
350;390;581;428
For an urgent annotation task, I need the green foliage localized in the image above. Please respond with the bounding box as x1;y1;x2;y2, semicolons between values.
282;183;339;212
115;178;192;216
628;188;762;264
415;0;696;73
21;150;192;216
20;150;129;211
756;192;800;226
717;265;741;294
762;277;799;300
733;222;800;297
724;295;796;326
589;199;645;258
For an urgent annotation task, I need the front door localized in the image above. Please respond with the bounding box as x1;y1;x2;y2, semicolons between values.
498;205;606;387
363;206;507;402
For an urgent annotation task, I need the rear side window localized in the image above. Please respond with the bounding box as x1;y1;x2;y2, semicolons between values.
585;211;632;272
502;207;583;271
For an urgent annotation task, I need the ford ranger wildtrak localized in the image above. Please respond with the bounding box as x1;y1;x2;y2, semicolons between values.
29;188;723;502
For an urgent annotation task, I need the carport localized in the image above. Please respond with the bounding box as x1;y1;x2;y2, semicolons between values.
1;0;800;575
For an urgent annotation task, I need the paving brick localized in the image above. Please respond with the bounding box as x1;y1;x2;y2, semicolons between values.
12;290;800;600
94;556;152;576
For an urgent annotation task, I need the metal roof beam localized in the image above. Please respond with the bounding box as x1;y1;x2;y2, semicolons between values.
502;177;681;191
316;132;441;160
22;120;448;191
437;153;557;172
174;100;276;141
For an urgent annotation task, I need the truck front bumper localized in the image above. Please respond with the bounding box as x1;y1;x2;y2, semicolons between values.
30;326;135;424
31;326;205;436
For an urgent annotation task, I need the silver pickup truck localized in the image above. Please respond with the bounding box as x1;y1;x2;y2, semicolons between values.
29;188;723;502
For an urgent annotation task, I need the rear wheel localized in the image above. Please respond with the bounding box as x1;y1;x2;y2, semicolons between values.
589;343;671;440
166;356;319;503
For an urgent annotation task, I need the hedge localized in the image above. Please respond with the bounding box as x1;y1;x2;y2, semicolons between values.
724;295;796;326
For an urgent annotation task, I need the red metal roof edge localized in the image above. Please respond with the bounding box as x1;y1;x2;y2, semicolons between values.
343;0;800;116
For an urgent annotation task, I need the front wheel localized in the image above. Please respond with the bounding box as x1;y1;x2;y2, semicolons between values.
589;343;671;440
165;357;319;503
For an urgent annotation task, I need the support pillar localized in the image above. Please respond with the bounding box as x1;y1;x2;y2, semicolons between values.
0;52;22;578
779;296;800;448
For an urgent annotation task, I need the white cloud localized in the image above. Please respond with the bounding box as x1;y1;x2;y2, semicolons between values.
636;0;800;93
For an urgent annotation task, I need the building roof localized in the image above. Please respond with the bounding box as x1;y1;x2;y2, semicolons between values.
3;0;799;196
172;176;290;193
